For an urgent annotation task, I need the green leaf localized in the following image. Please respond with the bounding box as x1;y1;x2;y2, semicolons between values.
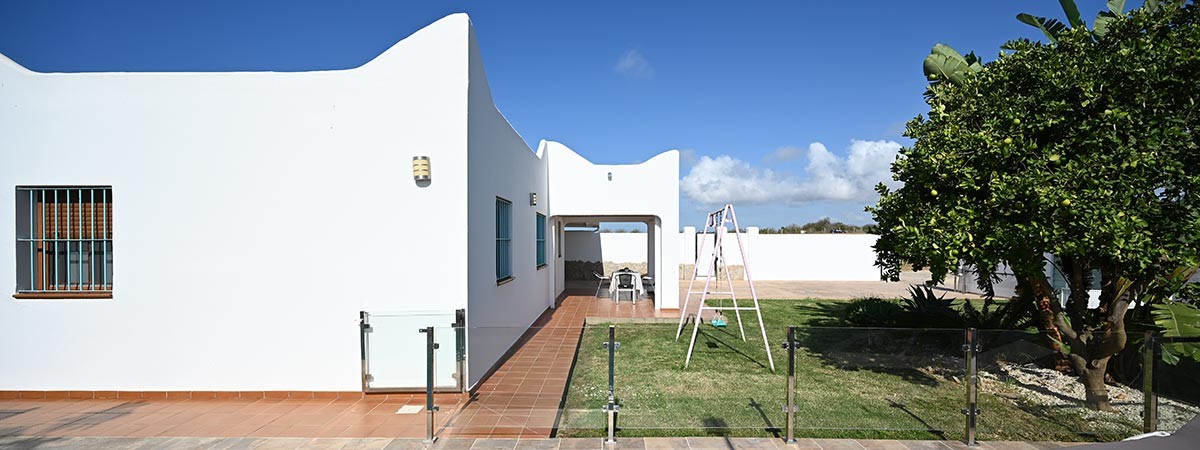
1094;12;1117;38
1017;13;1068;44
1162;347;1181;365
1058;0;1086;29
1107;0;1126;16
1153;303;1200;337
923;44;973;85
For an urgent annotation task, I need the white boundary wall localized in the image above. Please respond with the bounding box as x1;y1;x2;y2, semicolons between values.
563;232;648;263
571;228;882;282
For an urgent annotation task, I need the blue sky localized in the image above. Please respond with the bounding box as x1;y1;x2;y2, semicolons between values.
0;1;1120;228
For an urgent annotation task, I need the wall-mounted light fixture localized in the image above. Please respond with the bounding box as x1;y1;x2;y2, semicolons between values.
607;172;613;181
530;193;537;206
412;156;431;181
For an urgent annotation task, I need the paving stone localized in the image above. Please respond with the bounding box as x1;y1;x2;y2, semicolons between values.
610;437;647;450
685;437;735;450
381;439;432;450
812;440;866;450
204;438;271;450
339;439;396;450
971;444;1037;450
160;437;227;449
430;438;477;450
301;438;355;449
898;442;951;450
513;438;559;449
252;438;315;450
642;438;690;450
855;440;909;450
779;438;821;450
555;438;605;449
472;439;519;450
0;436;88;450
726;437;780;450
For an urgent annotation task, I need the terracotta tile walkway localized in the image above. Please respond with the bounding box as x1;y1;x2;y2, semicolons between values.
0;436;1082;449
0;291;664;442
442;292;669;438
0;393;466;440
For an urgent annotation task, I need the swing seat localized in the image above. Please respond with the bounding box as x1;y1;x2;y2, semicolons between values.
710;317;727;328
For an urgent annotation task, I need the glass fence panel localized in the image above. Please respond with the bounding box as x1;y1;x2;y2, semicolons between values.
1154;338;1200;433
363;312;459;391
975;329;1148;442
440;326;579;438
598;321;786;437
384;313;1198;441
789;327;965;440
557;323;616;437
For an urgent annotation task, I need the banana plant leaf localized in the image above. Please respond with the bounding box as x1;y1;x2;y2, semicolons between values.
923;44;977;86
1017;13;1070;44
1152;302;1200;364
1058;0;1086;28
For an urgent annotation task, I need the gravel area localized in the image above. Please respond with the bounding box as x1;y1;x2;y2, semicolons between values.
981;362;1200;432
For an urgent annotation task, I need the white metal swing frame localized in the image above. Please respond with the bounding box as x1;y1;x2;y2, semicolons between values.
675;204;774;371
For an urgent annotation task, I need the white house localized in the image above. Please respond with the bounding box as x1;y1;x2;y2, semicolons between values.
0;14;679;394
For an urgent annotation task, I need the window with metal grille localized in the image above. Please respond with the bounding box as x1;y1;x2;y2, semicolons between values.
536;213;546;268
15;186;113;297
496;197;512;282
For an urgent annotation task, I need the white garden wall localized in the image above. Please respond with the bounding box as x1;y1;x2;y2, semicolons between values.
748;234;881;281
570;228;884;282
563;232;647;264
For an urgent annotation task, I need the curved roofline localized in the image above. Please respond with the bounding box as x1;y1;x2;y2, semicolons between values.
0;12;470;76
539;139;679;167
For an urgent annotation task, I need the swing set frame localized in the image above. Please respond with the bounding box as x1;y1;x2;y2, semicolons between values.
675;204;774;371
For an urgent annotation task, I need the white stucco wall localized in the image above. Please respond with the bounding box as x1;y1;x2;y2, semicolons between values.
749;234;880;281
463;26;552;388
0;15;477;391
686;230;881;281
543;142;680;309
562;232;648;264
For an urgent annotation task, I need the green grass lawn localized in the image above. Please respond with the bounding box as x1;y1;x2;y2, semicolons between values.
558;299;1141;441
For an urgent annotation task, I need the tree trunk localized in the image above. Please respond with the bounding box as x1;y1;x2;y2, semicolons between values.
1018;275;1071;371
1078;356;1115;411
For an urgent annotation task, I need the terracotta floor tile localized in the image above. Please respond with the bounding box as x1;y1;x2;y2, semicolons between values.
0;293;656;441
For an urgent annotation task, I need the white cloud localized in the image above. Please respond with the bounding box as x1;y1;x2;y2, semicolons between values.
764;145;804;162
680;140;902;206
615;49;654;79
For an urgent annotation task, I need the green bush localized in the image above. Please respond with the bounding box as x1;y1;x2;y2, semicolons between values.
843;297;904;327
844;285;1037;330
895;285;962;329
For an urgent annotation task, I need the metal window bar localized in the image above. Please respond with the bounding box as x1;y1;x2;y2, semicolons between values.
535;213;546;266
496;198;512;280
16;186;112;294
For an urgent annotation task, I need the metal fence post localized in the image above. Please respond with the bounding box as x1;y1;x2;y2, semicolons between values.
783;326;798;444
603;325;620;445
420;326;440;444
963;328;979;447
1143;331;1158;433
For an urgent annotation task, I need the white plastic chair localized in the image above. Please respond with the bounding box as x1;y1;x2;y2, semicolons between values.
614;272;637;303
593;271;611;298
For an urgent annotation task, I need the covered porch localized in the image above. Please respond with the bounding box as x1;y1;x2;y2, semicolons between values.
553;216;666;309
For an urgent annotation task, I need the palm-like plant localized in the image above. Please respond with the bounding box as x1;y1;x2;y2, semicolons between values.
1152;302;1200;364
1150;264;1200;364
1018;0;1188;42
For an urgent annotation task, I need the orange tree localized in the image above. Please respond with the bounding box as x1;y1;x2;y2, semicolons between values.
869;1;1200;410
